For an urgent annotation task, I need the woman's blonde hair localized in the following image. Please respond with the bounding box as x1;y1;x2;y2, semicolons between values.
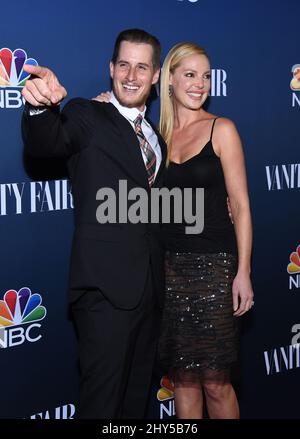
159;42;209;163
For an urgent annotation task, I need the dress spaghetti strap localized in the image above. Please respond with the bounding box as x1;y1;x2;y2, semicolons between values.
210;117;219;142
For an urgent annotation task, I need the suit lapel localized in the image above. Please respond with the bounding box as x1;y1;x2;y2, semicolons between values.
98;102;167;189
99;103;149;188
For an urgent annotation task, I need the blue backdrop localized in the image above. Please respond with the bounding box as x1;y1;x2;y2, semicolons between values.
1;0;299;419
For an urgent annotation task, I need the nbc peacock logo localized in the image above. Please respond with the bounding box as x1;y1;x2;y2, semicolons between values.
0;287;47;349
290;65;300;92
287;245;300;291
0;48;38;109
291;64;300;108
157;376;174;402
157;376;175;418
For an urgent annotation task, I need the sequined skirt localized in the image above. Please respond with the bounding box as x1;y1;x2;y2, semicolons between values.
158;251;239;382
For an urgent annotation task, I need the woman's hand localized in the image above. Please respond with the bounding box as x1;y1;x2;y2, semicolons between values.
92;91;111;103
232;272;254;316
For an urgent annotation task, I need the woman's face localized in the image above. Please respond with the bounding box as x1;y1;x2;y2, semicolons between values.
170;53;211;111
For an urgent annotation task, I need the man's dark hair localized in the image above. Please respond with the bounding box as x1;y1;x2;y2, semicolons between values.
112;28;161;70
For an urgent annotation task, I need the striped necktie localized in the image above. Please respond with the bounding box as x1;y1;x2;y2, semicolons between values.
134;114;156;186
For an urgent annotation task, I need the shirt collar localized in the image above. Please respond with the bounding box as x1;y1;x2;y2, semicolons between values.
110;91;146;122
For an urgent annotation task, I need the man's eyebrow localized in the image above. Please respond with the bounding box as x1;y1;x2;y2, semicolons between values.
137;62;151;68
117;60;150;67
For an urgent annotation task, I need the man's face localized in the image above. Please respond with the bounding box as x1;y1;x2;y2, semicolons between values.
110;41;160;111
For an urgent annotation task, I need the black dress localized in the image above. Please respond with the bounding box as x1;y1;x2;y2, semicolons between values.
159;118;239;383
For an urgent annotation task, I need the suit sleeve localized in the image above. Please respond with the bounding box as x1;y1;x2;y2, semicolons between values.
22;98;95;158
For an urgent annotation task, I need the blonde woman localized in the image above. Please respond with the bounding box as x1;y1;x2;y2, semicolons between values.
158;42;253;419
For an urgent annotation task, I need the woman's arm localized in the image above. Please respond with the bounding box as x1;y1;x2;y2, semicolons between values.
214;118;254;317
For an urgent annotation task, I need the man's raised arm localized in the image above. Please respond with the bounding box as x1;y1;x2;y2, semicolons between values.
21;65;94;158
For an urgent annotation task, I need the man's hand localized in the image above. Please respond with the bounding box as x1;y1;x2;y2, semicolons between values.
21;64;67;107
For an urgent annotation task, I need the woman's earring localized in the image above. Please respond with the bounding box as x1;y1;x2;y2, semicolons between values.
169;85;173;97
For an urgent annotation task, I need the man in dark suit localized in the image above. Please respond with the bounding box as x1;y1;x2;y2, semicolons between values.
21;29;167;419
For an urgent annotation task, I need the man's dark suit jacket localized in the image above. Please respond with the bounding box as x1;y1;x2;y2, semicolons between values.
22;98;167;309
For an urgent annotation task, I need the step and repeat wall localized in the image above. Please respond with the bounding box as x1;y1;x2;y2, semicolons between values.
1;0;299;419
